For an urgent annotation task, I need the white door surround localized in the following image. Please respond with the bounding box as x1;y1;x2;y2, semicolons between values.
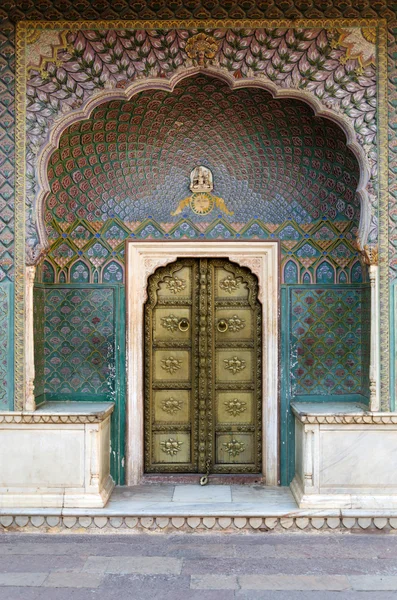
126;241;279;486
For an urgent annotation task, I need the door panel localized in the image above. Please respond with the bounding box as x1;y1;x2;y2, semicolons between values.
216;391;254;425
145;258;262;475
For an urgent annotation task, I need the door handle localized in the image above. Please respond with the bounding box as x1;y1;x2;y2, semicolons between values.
178;318;190;332
217;319;229;333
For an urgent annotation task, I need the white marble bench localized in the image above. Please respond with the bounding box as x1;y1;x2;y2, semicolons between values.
0;402;114;508
290;402;397;509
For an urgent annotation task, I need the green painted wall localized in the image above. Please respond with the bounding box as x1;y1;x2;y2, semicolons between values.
34;283;126;484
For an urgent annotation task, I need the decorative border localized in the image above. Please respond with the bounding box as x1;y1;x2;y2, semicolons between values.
15;24;27;411
15;18;390;412
1;514;397;533
378;24;390;409
292;413;397;425
0;413;112;424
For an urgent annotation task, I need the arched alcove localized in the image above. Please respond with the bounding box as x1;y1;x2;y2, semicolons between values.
33;74;370;485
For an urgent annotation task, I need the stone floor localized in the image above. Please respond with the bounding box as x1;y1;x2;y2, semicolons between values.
1;532;397;599
100;484;298;516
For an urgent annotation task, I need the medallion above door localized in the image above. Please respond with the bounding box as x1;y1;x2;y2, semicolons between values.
144;258;262;475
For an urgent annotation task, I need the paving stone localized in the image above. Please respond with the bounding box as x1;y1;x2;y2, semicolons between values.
349;575;397;590
0;589;42;600
235;593;397;600
84;555;183;575
0;554;84;573
0;572;48;586
42;572;104;588
191;575;239;589
238;574;350;590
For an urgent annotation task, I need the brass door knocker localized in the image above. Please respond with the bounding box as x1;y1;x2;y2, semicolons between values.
178;318;190;332
217;318;228;333
200;458;211;486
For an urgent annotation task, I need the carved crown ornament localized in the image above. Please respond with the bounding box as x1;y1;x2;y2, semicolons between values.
171;166;234;217
185;33;220;67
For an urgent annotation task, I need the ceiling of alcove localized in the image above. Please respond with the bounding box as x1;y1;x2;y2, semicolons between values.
45;75;360;229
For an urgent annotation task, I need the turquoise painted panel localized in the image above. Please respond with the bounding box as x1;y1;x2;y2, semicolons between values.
33;286;45;399
44;287;114;394
290;286;367;396
0;282;13;409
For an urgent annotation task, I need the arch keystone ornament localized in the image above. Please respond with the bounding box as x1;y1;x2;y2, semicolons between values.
171;166;234;217
185;33;220;67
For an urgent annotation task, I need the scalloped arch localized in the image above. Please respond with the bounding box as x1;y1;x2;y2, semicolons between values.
34;66;371;259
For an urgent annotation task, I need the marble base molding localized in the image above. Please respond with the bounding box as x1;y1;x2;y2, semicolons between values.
126;241;279;486
1;513;397;534
0;402;115;508
291;403;397;510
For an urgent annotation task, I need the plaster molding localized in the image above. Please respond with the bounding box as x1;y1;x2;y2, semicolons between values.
293;414;397;425
1;513;397;533
0;414;112;425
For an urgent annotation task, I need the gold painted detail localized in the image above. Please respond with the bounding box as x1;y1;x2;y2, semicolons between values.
227;315;246;332
161;356;182;374
160;314;179;332
223;439;246;457
171;192;233;217
185;33;219;67
362;243;379;266
223;356;246;374
165;276;186;294
191;192;214;215
161;397;183;415
224;398;247;417
219;275;240;293
160;438;183;456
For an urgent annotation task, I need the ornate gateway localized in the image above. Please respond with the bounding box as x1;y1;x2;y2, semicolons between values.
144;258;262;475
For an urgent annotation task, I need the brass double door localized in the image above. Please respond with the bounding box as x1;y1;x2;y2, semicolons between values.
144;258;262;475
